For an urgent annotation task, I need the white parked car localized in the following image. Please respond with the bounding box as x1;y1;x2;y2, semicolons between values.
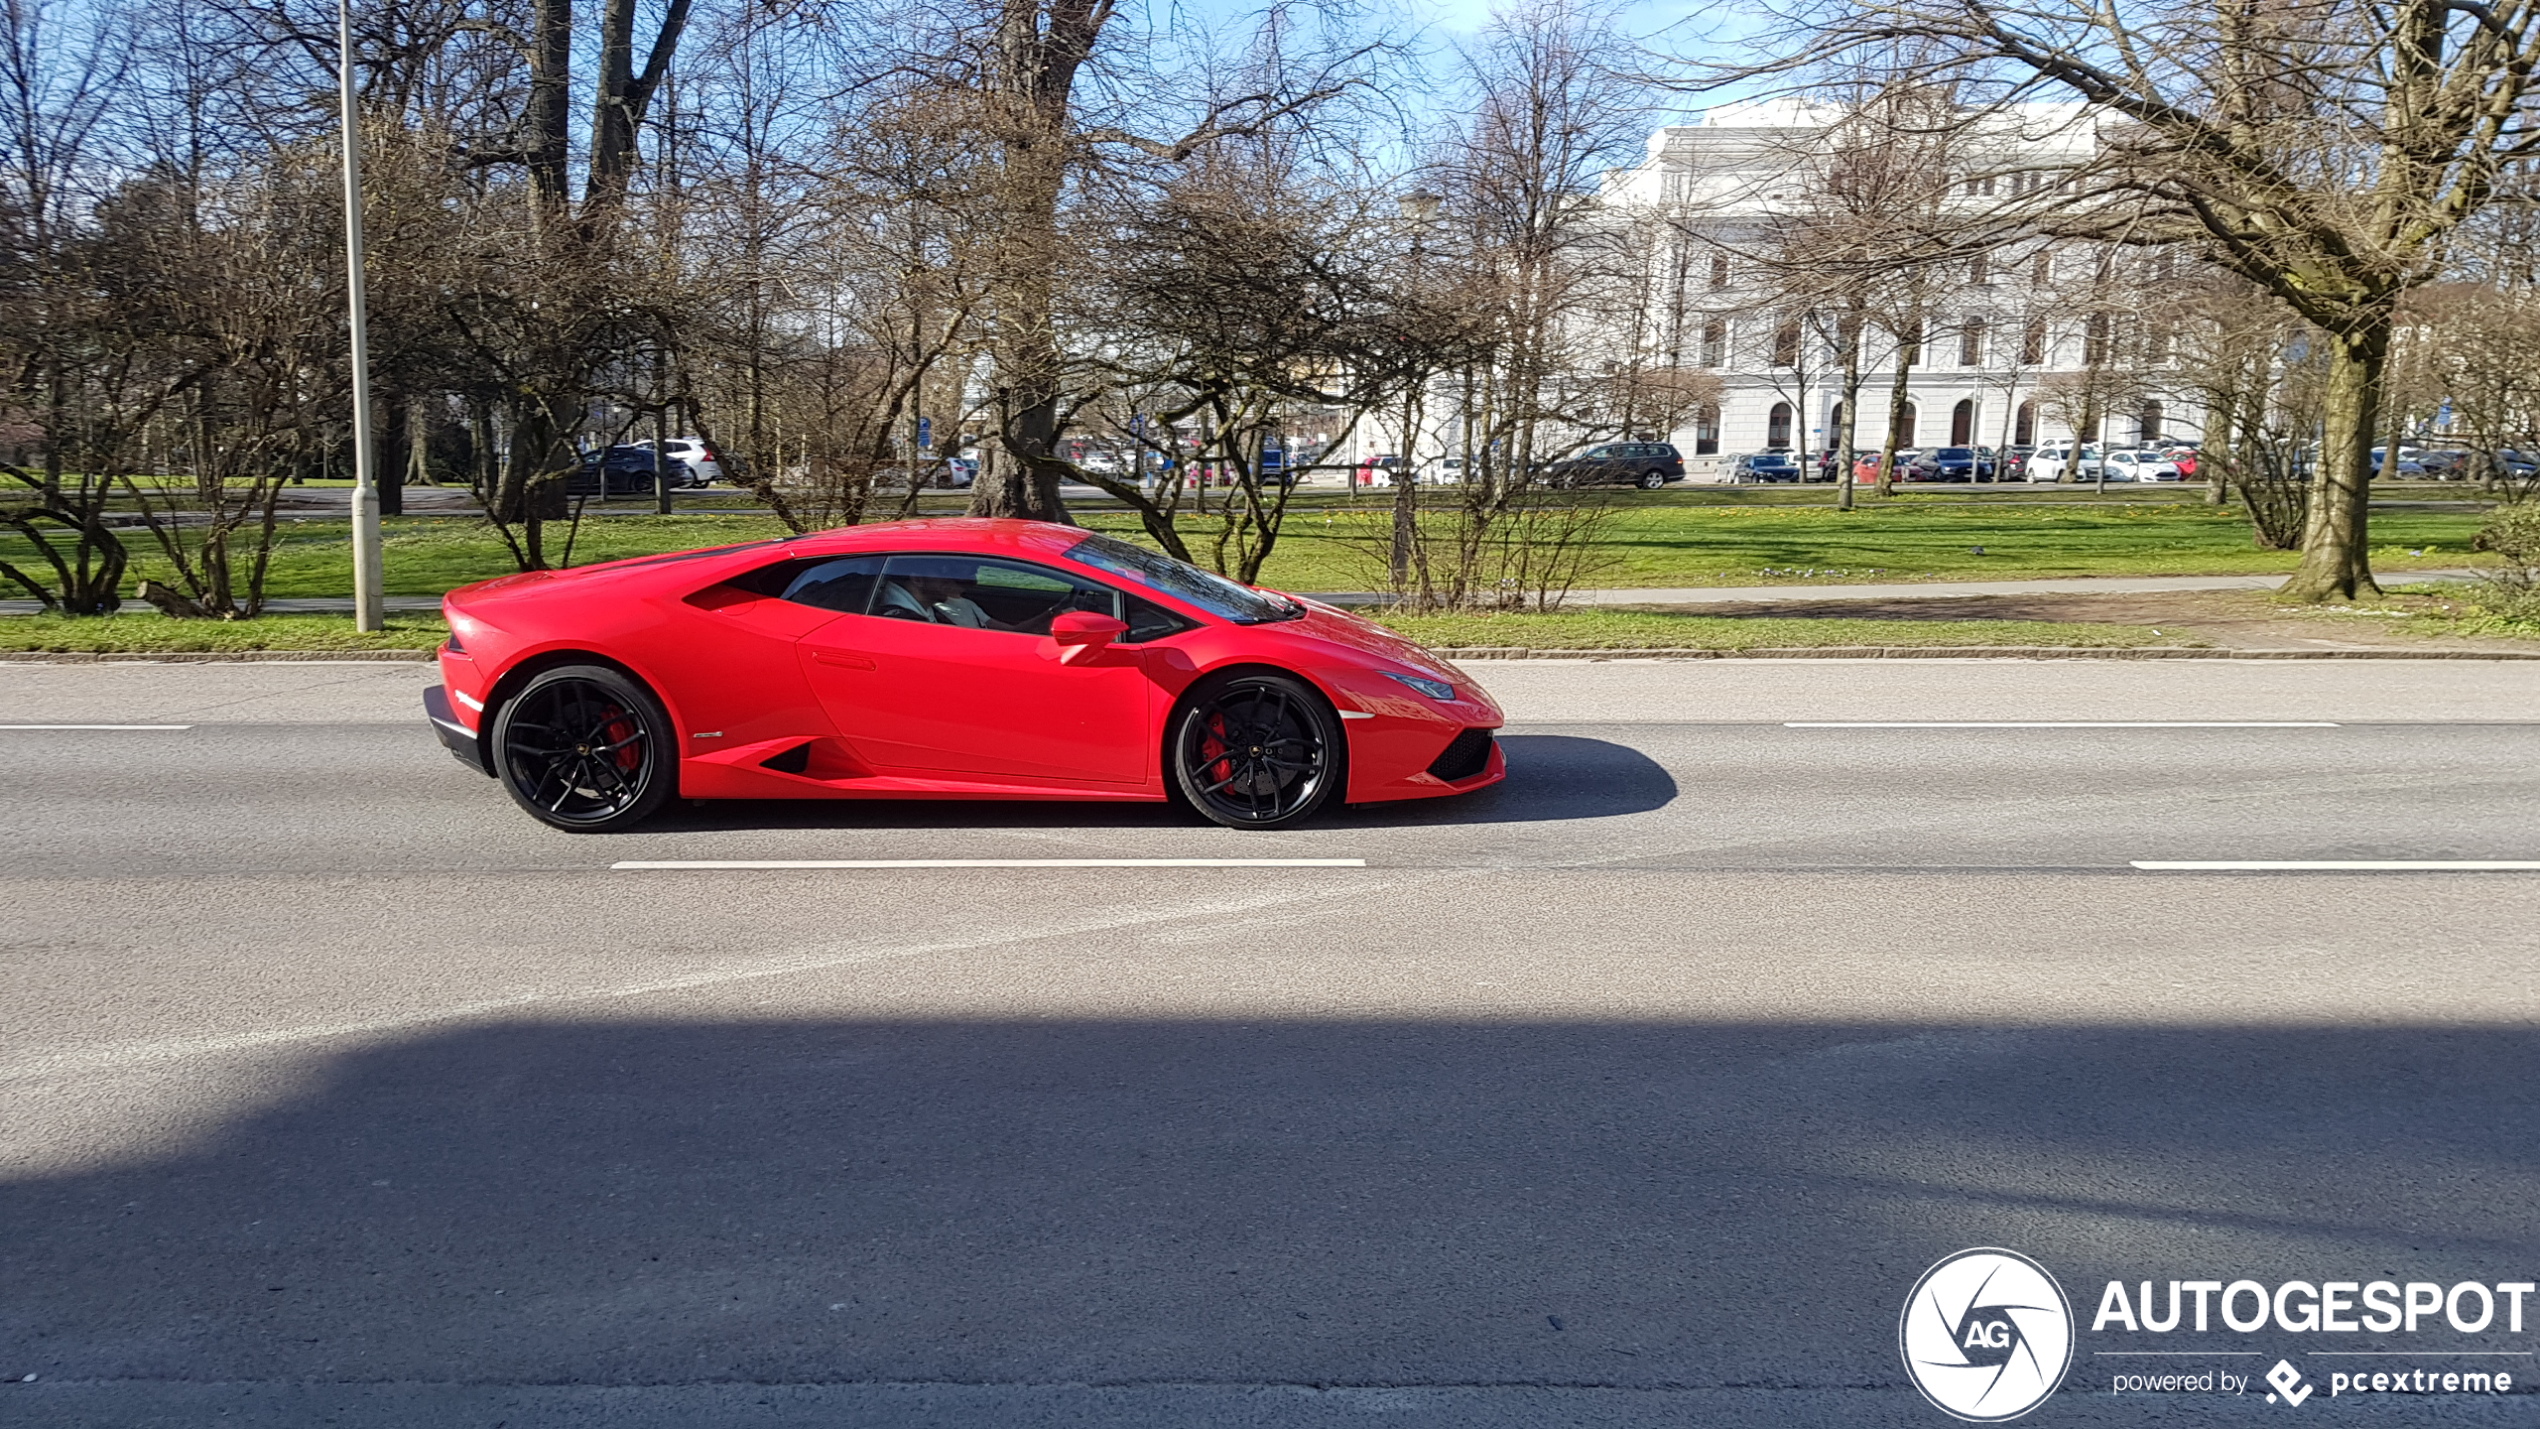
2025;443;2104;482
2103;449;2182;482
1416;456;1470;485
629;437;724;486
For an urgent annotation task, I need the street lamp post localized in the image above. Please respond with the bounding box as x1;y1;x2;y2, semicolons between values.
339;0;384;631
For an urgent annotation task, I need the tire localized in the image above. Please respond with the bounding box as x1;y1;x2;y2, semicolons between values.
1638;470;1667;489
491;664;676;832
1169;672;1345;830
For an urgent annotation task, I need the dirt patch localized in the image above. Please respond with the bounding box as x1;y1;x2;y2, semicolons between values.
1605;587;2540;653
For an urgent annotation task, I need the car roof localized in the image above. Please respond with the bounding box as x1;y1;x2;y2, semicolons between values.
782;517;1099;562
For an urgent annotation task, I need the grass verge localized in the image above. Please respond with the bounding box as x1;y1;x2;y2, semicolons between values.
2;495;2490;603
0;613;445;652
1372;609;2190;650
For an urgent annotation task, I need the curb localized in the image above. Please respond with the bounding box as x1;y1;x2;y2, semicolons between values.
1433;645;2540;662
0;649;438;664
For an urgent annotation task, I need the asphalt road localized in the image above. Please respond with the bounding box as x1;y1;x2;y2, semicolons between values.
5;659;2540;1427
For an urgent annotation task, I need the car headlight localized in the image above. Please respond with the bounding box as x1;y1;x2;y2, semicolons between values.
1384;671;1457;701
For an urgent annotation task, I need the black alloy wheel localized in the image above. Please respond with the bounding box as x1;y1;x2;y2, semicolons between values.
1171;673;1343;830
491;664;674;832
1638;469;1667;489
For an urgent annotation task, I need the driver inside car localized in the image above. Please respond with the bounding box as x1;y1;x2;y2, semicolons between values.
878;570;995;627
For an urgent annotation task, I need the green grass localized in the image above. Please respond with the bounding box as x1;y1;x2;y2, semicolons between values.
1373;609;2186;651
0;489;2496;603
1236;497;2486;591
0;613;444;652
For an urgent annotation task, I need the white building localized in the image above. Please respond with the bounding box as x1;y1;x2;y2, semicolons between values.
1603;99;2204;473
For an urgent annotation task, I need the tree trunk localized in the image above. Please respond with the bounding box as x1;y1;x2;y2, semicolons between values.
1877;339;1916;497
380;392;407;517
968;150;1073;524
2279;321;2388;601
1836;308;1864;512
526;0;573;207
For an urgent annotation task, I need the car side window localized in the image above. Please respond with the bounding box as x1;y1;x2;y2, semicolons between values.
875;554;1118;635
1122;595;1188;643
725;554;886;613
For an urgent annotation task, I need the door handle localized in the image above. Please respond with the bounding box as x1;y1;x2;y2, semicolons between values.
813;651;875;670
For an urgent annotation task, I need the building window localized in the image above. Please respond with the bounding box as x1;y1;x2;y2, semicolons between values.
1970;252;1990;285
1693;404;1721;456
2020;318;2047;365
1963;175;1996;197
1709;254;1731;289
2032;250;2052;285
1959;318;1985;367
2015;401;2036;446
1700;318;1726;367
1893;403;1917;449
2084;312;2112;366
2139;401;2164;445
1771;320;1800;368
1951;399;1976;445
1767;402;1793;450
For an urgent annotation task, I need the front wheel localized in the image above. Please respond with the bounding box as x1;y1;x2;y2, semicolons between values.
491;664;675;832
1170;673;1344;830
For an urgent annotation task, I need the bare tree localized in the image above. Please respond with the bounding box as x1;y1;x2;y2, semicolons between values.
1725;0;2540;597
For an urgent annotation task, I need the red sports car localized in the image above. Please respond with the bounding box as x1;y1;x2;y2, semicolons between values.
424;519;1505;831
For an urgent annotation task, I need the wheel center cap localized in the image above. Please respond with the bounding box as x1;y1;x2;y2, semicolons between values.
576;745;590;755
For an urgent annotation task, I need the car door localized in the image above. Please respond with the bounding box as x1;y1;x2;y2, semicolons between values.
796;553;1155;786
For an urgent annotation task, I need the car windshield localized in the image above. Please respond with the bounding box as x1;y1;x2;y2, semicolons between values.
1066;532;1301;623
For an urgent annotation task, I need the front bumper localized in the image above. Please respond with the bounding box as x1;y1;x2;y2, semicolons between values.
424;685;492;776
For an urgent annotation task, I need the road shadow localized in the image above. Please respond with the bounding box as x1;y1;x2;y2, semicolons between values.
7;1018;2538;1423
640;735;1672;834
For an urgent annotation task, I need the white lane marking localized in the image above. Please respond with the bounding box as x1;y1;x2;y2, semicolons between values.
612;858;1368;870
2132;860;2540;871
1786;721;2340;729
0;879;1416;1086
0;723;193;731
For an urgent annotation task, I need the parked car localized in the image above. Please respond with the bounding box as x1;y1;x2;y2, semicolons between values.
1539;442;1686;489
1416;456;1471;485
1354;454;1402;488
1908;446;1994;482
1731;451;1804;483
629;437;723;486
2103;449;2182;482
2413;449;2472;476
2026;443;2104;482
567;445;671;496
1997;445;2035;480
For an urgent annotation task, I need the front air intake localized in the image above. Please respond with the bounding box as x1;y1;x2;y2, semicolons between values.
1426;728;1495;783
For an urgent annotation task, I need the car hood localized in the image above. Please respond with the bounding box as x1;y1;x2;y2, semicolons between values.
1271;597;1502;715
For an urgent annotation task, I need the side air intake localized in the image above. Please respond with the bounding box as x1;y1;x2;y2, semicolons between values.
1426;728;1495;783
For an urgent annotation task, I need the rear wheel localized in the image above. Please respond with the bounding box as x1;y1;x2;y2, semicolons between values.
491;664;675;832
1170;673;1343;830
1638;470;1667;489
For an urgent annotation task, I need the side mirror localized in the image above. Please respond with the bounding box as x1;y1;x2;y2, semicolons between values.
1046;610;1128;665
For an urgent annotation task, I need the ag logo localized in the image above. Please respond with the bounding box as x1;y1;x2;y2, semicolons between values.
1900;1248;2075;1421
